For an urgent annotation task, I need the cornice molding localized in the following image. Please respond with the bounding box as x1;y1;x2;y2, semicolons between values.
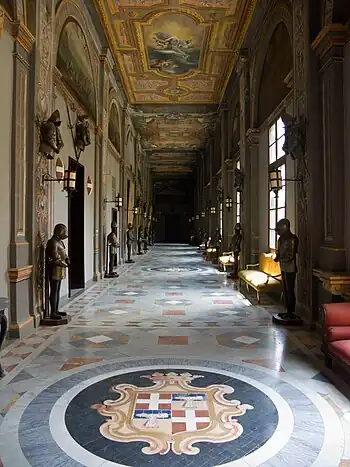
8;265;33;283
312;23;349;59
12;20;35;53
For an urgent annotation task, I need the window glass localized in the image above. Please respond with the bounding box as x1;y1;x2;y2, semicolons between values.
268;121;286;250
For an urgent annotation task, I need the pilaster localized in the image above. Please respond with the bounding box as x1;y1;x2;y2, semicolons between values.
220;105;229;249
293;0;312;322
246;128;260;264
312;24;349;271
237;51;250;267
9;21;36;338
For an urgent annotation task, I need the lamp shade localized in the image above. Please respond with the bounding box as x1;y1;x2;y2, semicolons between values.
269;169;283;192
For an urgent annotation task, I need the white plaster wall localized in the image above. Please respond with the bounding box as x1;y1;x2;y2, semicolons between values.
52;90;96;297
0;32;13;298
344;41;350;269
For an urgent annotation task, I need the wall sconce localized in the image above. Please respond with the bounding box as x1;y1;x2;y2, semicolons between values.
225;196;233;211
188;218;192;223
104;192;123;210
133;206;139;215
195;214;200;220
143;212;147;219
148;215;152;221
201;211;206;218
42;169;76;196
268;168;302;196
210;206;216;215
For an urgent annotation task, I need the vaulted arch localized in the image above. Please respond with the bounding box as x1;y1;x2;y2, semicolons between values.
54;0;98;120
257;22;293;125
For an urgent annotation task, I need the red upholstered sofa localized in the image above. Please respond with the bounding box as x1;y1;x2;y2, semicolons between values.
322;303;350;368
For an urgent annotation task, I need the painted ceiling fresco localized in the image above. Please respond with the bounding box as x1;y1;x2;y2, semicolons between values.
129;106;216;149
94;0;255;105
94;0;256;178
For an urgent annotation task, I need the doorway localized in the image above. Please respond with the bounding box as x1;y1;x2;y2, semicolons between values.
68;158;85;292
165;214;187;243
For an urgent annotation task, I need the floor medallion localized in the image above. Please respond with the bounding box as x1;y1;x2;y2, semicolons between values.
1;357;343;467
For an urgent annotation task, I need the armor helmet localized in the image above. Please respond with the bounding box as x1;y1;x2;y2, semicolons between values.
275;218;290;236
53;223;68;239
48;110;62;126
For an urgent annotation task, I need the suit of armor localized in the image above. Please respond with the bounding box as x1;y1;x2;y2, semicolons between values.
274;218;299;318
46;224;70;319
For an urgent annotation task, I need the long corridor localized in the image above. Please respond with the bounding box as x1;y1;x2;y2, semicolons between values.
0;245;349;466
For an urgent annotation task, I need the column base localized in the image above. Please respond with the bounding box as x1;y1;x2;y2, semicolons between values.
9;315;36;339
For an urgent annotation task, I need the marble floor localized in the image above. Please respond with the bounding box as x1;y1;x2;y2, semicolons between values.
1;244;350;466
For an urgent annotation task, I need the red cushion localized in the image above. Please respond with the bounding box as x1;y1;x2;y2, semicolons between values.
327;326;350;342
323;303;350;327
329;340;350;366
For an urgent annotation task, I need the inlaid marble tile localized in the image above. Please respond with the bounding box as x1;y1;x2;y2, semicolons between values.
158;336;189;345
59;357;103;371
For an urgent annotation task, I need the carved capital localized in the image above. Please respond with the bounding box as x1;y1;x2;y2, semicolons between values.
313;268;350;297
246;128;260;147
8;265;33;283
312;23;349;60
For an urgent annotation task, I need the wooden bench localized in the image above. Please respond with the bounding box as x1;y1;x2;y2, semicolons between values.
238;253;283;303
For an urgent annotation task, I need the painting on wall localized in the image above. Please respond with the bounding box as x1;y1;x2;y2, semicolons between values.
57;20;96;119
108;104;121;154
143;13;204;76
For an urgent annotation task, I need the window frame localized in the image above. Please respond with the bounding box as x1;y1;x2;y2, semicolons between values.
235;159;241;225
268;118;287;251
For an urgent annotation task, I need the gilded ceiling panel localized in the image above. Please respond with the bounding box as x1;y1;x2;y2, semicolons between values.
94;0;256;104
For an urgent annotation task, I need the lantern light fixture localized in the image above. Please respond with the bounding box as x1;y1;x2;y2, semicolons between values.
210;206;216;215
268;168;302;196
104;192;123;210
42;169;76;196
116;193;123;209
201;211;206;218
63;170;76;194
225;195;233;210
